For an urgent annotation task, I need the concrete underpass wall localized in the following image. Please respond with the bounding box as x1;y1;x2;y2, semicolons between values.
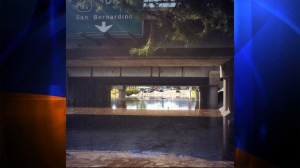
67;78;111;107
67;77;210;108
67;67;216;78
66;66;222;108
199;86;209;108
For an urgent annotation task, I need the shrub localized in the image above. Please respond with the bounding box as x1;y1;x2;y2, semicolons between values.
111;88;119;95
125;88;140;96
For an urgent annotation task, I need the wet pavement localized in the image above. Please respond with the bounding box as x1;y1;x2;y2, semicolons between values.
67;112;234;167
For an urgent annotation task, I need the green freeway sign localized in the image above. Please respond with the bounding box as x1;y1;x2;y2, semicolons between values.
66;0;143;37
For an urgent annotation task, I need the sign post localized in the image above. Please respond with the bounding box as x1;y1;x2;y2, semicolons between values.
66;0;143;37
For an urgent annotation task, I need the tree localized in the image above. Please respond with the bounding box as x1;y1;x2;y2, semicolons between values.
116;0;234;56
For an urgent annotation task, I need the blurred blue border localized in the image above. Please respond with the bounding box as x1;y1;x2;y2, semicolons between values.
0;0;66;97
234;0;300;166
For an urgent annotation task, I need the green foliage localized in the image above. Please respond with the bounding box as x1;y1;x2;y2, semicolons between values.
125;87;141;96
124;0;233;56
191;90;197;99
111;88;119;95
155;0;233;45
130;37;159;56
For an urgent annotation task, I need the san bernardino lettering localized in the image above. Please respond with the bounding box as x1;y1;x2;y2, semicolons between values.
67;0;143;36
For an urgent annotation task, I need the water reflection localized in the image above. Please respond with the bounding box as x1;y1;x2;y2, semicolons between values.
112;98;197;110
67;115;234;161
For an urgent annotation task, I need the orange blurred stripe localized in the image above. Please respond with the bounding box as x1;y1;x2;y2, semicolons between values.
234;148;275;168
0;93;65;167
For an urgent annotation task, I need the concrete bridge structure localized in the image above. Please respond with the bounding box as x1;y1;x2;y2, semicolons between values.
66;20;234;116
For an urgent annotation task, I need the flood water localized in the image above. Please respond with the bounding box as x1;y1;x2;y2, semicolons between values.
111;98;199;110
67;97;234;165
67;115;234;161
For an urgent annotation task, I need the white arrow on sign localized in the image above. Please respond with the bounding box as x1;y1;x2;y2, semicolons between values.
95;21;112;33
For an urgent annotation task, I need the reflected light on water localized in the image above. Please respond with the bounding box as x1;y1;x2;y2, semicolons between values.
112;98;197;110
112;104;117;109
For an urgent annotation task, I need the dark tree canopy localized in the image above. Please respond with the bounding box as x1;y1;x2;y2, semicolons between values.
117;0;233;56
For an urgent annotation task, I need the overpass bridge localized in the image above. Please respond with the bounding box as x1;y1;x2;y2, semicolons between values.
66;20;234;116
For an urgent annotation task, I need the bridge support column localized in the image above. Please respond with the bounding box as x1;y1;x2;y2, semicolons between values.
209;85;218;108
222;77;228;112
208;70;220;109
195;87;200;109
199;86;209;108
113;85;126;108
96;84;111;108
219;60;234;117
118;86;126;99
